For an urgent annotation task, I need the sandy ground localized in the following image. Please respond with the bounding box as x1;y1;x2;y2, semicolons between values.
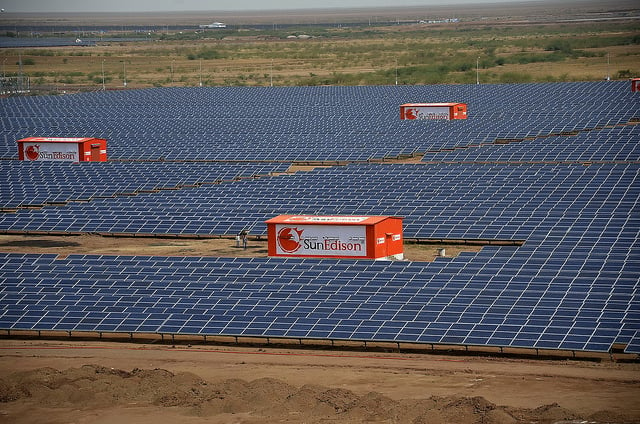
0;339;639;424
0;234;639;423
0;233;485;262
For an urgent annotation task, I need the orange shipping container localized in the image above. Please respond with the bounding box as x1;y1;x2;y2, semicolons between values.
632;78;640;92
17;137;107;162
265;215;404;260
400;103;467;120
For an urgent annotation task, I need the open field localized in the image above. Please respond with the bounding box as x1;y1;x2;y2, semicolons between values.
1;0;639;90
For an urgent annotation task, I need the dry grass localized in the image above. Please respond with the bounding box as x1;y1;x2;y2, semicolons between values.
3;16;638;90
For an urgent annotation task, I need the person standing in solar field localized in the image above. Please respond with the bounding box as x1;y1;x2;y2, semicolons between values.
240;229;248;250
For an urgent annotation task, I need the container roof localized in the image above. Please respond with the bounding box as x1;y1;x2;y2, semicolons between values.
400;103;465;107
17;137;103;143
265;215;401;225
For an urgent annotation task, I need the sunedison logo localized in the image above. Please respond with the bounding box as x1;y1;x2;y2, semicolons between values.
277;227;303;253
277;226;364;254
405;108;449;120
24;144;77;161
302;239;363;252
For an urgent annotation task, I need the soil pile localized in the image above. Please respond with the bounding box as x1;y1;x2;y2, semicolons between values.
0;365;633;424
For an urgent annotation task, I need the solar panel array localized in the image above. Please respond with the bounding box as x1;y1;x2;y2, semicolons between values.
1;81;639;354
0;247;636;352
0;162;637;240
0;161;289;210
0;37;97;48
422;125;640;164
1;81;638;162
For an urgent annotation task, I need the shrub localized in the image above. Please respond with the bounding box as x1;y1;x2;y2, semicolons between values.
187;47;224;60
499;72;533;83
507;52;566;65
616;69;634;79
545;40;573;54
24;50;54;56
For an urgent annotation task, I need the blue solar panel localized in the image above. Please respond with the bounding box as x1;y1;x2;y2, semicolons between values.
0;248;637;352
1;81;638;354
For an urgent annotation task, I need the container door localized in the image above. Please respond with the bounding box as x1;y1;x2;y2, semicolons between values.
90;144;101;161
385;233;393;258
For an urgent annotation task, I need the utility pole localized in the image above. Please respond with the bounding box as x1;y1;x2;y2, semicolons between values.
476;57;479;85
101;59;105;90
18;52;24;91
395;58;398;86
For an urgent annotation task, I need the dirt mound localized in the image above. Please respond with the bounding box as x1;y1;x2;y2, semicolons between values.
0;364;621;424
0;365;207;409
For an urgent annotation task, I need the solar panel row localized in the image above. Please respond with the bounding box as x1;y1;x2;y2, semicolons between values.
1;249;637;352
0;161;289;209
1;163;637;242
422;125;640;163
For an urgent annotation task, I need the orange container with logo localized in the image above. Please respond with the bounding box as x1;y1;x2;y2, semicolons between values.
632;78;640;92
400;103;467;120
17;137;107;162
266;215;403;260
